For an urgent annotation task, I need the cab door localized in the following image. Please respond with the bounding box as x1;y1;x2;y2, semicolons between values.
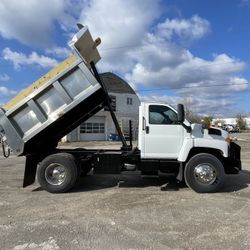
141;103;184;159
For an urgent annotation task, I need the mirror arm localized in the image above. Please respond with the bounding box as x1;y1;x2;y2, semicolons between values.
180;122;192;133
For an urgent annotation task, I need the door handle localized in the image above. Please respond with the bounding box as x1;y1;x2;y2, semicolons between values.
142;117;149;134
142;117;146;130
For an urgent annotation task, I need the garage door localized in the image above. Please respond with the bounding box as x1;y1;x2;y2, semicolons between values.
80;116;106;141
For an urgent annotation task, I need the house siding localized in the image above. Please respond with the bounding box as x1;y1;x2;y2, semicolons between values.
65;91;140;142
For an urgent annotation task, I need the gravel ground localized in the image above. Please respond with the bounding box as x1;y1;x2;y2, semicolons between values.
0;133;250;250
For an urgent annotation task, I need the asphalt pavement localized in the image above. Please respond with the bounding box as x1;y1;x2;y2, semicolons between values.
0;133;250;250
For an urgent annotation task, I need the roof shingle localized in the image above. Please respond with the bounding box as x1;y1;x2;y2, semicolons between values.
100;72;136;95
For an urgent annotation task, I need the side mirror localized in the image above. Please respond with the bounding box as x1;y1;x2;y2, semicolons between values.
177;104;185;123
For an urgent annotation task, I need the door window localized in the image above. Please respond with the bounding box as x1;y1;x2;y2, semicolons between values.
149;105;178;125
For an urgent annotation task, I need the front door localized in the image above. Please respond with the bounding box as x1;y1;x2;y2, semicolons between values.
141;103;184;159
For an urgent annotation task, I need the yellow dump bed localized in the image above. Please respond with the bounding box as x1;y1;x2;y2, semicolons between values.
3;55;77;110
3;25;101;111
0;26;104;156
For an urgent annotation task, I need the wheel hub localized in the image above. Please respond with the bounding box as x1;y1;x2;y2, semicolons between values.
194;164;216;185
45;163;66;186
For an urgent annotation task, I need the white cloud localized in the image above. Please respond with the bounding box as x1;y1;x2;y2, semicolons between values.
228;77;249;91
79;0;161;72
138;93;239;117
0;0;248;116
80;0;161;47
0;0;81;47
240;0;250;7
0;73;10;81
0;86;16;97
77;0;249;116
156;15;210;42
124;30;248;118
45;46;71;58
2;48;58;69
126;40;247;90
139;94;182;106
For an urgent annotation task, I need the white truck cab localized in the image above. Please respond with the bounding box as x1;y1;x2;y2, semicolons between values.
138;102;241;193
139;102;230;160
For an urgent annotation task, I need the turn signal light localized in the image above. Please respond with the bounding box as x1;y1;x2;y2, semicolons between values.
225;137;232;143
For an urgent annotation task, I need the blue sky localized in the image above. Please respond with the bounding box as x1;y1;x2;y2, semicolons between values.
0;0;249;118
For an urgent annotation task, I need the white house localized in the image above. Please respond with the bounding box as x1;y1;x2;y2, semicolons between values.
65;72;140;141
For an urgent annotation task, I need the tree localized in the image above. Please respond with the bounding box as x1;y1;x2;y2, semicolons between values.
185;108;201;123
236;114;248;130
213;119;225;127
202;116;213;129
182;97;201;123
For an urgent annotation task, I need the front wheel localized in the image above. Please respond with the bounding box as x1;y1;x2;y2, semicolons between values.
37;153;79;193
184;153;225;193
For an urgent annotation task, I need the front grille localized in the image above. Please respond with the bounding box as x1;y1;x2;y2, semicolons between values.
230;142;241;160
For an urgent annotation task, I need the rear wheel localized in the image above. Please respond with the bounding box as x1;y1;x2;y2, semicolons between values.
37;153;79;193
184;153;225;193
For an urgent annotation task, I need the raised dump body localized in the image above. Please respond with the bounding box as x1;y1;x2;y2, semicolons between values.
0;26;106;156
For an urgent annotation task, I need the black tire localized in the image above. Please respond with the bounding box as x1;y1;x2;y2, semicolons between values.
37;153;79;193
184;153;225;193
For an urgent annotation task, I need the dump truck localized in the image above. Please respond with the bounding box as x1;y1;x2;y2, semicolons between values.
0;25;241;193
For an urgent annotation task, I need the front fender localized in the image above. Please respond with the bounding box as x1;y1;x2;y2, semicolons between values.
177;138;229;162
177;138;193;162
194;138;228;157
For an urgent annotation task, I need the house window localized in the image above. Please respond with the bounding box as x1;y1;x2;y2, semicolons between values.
127;97;133;105
80;122;105;133
104;95;116;111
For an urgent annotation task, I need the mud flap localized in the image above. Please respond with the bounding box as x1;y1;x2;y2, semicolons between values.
23;155;39;187
176;163;183;181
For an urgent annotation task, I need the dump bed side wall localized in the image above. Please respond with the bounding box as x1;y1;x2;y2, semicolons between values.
23;88;106;155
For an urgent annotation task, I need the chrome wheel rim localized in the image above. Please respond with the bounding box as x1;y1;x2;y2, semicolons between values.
45;163;66;186
194;164;217;185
